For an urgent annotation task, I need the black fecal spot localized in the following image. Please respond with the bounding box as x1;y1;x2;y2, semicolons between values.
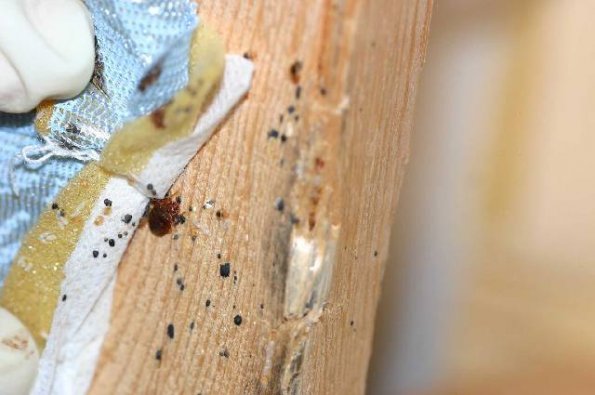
167;323;174;339
290;214;300;225
219;263;231;278
275;198;285;212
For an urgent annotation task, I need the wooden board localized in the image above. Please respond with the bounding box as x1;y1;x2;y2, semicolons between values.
89;0;433;393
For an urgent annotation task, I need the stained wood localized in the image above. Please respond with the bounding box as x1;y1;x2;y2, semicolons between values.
89;1;432;393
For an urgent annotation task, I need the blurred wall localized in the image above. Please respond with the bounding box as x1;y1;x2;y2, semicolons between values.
368;1;595;394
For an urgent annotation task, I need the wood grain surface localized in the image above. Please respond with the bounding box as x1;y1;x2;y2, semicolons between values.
89;1;432;393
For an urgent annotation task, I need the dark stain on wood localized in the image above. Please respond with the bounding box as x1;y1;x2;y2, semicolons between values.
289;61;303;84
314;157;325;172
308;186;322;231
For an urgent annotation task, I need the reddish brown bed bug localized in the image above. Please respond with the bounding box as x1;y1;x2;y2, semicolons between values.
148;196;180;237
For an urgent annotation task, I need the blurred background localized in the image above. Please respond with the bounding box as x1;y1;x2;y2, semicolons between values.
368;0;595;394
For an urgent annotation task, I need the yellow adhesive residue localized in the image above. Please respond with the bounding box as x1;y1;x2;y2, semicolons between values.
0;163;109;347
99;25;225;176
0;26;225;350
34;100;54;136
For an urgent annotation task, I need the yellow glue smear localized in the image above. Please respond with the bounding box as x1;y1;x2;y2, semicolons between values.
0;164;108;346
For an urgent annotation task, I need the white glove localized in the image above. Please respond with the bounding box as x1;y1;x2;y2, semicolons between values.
0;0;95;113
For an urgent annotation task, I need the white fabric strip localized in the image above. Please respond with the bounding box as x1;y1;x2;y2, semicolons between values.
32;178;147;395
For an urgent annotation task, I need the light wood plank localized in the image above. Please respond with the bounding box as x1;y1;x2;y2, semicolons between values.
89;1;432;393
